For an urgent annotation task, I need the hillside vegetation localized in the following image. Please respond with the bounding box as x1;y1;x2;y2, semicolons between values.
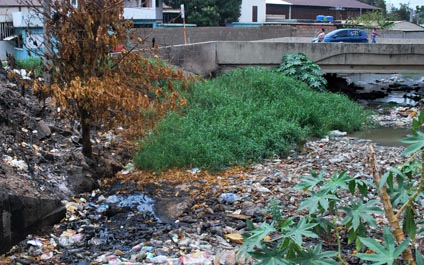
134;67;370;172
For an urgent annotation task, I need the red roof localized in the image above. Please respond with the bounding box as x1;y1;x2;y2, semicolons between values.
283;0;379;9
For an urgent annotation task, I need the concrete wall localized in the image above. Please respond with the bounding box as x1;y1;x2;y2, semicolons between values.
0;192;65;253
135;25;295;48
159;42;218;76
159;40;424;76
381;30;424;39
0;41;14;60
135;25;424;48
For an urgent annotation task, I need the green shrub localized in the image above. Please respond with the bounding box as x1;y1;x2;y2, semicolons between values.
134;67;369;172
276;53;327;92
15;58;43;78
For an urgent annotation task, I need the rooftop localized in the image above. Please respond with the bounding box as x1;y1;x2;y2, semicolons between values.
269;0;379;9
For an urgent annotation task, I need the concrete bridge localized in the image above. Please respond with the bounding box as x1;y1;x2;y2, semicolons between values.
158;38;424;76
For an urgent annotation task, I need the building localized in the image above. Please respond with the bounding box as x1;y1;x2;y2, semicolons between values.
390;21;424;31
240;0;267;23
0;0;42;60
239;0;379;23
124;0;164;28
0;0;164;60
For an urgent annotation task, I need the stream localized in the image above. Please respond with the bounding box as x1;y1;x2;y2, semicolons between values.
350;127;410;147
344;73;424;106
332;73;424;146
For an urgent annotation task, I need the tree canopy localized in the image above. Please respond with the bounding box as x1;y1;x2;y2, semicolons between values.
164;0;242;26
19;0;192;158
387;3;411;21
345;10;394;29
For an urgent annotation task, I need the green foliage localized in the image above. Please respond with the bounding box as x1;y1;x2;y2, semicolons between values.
238;221;276;257
356;227;410;265
276;53;327;92
403;207;417;240
411;109;424;134
15;58;43;78
239;216;335;264
417;6;424;25
387;4;411;21
416;247;424;265
345;11;394;29
341;199;383;248
292;244;338;265
381;165;421;208
298;190;339;214
341;200;382;231
240;171;372;264
134;67;369;172
267;197;284;228
163;0;241;26
240;109;424;264
294;170;326;191
280;217;319;246
248;249;290;265
401;131;424;155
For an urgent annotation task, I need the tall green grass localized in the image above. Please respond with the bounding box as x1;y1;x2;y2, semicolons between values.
134;67;370;172
16;58;43;78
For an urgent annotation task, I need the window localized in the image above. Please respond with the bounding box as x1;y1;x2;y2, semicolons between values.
15;34;23;49
351;30;360;36
337;30;348;37
0;22;14;40
252;6;258;22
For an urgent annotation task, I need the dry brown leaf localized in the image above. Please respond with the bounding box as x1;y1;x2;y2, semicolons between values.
225;233;244;244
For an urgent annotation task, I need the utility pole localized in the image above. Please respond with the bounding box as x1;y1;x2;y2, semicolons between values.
181;4;187;44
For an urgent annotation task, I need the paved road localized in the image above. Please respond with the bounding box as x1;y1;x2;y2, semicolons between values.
259;37;424;44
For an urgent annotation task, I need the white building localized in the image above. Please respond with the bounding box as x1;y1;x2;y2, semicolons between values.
239;0;266;23
124;0;164;27
239;0;296;23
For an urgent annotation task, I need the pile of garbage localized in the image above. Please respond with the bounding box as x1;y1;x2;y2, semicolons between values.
1;67;422;264
2;127;410;264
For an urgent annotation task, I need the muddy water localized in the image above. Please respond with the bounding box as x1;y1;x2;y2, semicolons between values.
350;127;411;147
336;73;423;146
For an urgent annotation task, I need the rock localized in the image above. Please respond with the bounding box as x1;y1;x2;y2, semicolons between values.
154;197;192;223
67;166;97;194
36;120;51;139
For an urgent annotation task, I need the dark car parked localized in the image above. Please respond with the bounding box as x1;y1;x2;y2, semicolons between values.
312;28;369;43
